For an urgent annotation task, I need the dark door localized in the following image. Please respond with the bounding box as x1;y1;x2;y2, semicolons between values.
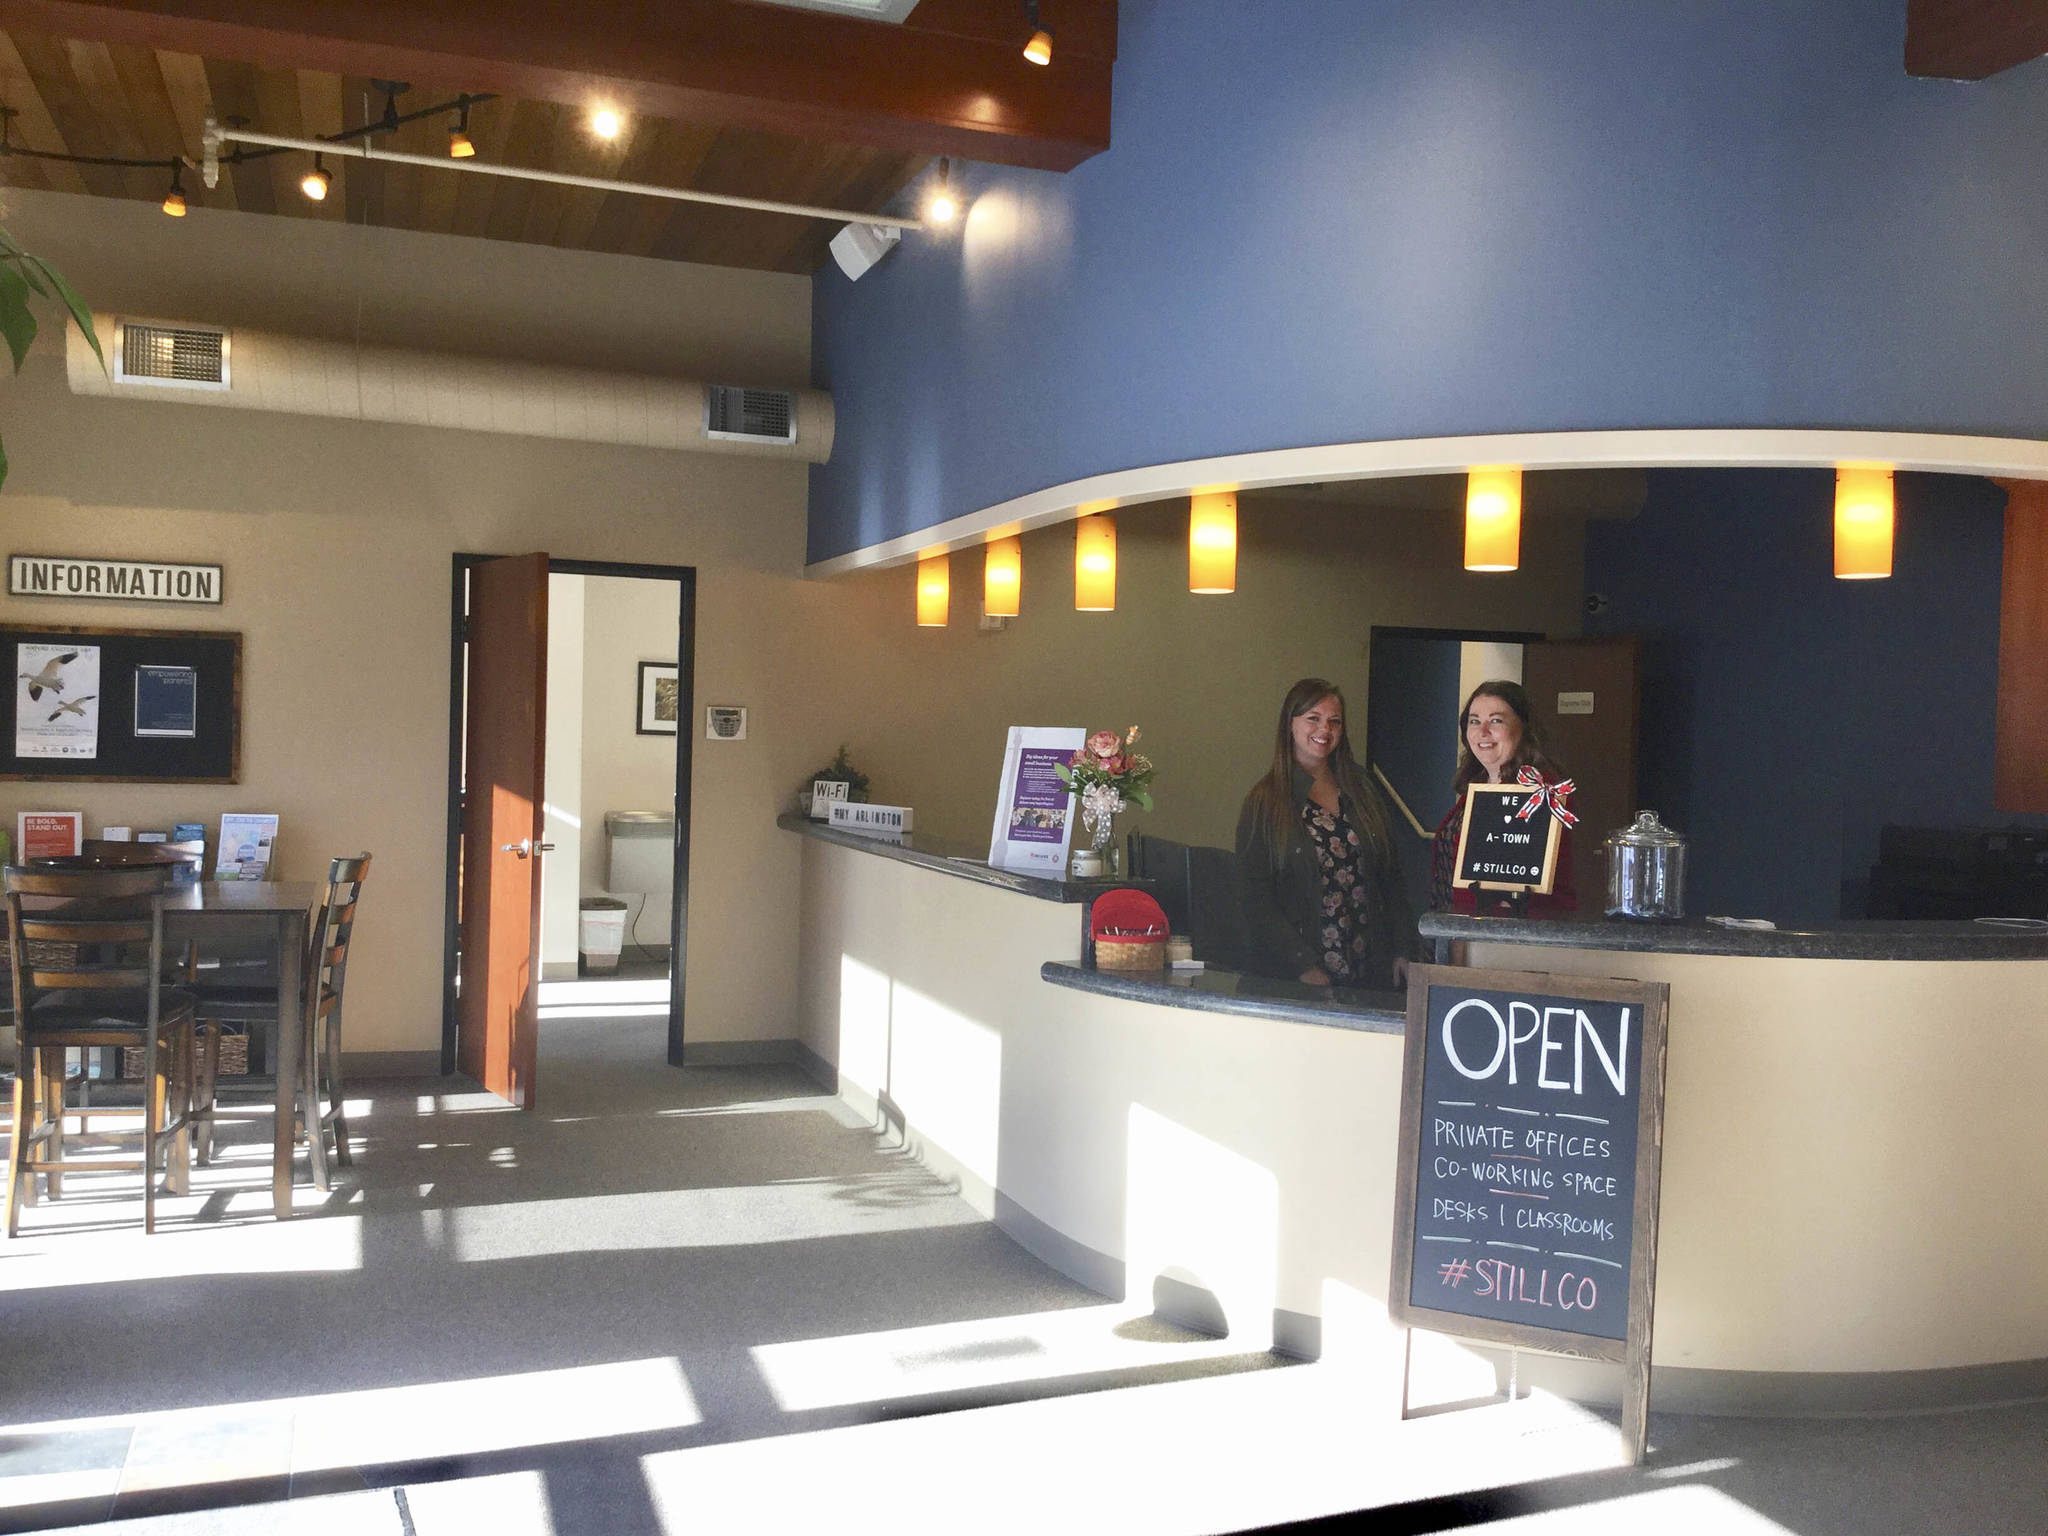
1521;636;1641;900
458;553;549;1109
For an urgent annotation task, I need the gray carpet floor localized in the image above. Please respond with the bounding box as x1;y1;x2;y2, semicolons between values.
3;1012;2045;1535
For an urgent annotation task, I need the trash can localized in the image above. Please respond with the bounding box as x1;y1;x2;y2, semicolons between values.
578;896;629;974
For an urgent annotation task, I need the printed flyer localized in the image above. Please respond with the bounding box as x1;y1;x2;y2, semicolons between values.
987;726;1086;872
15;642;100;759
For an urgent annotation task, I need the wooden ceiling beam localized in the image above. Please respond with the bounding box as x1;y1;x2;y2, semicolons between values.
1906;0;2048;79
0;0;1114;170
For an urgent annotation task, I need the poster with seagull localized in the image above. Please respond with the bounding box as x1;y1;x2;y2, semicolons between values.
15;641;99;758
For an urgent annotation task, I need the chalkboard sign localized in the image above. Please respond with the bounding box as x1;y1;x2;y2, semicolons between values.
1452;780;1563;893
2;623;241;784
1391;963;1670;1460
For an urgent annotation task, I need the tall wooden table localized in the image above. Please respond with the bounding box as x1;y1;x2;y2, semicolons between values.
162;881;322;1218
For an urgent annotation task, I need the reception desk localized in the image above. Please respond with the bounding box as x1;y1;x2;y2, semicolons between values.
788;814;2048;1414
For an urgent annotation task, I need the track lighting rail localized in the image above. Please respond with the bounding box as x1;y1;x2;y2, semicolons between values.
205;122;927;230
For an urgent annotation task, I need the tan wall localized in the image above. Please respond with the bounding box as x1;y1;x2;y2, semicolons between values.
0;188;823;1057
800;493;1591;853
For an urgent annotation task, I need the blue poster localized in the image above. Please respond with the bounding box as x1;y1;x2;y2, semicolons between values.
134;664;198;739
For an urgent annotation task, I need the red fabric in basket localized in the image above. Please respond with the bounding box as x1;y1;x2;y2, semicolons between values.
1089;889;1169;942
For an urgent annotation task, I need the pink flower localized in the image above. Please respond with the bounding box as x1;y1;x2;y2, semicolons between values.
1086;731;1122;760
1096;754;1126;776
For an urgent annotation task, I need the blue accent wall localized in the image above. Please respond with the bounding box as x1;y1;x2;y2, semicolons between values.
810;0;2048;564
1585;469;2032;921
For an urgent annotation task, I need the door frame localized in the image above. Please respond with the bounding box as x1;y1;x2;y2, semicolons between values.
441;554;699;1075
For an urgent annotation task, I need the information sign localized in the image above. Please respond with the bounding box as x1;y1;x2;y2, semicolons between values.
1391;964;1670;1461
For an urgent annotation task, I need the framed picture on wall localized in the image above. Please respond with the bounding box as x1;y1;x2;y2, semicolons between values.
637;661;680;735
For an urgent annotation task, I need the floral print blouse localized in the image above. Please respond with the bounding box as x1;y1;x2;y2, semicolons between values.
1300;798;1378;985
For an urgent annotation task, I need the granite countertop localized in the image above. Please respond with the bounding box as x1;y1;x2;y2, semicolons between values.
778;813;1147;905
1040;959;1406;1034
1419;911;2048;961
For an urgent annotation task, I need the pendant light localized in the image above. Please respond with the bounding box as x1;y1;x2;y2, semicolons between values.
1074;513;1116;611
448;101;476;158
160;164;187;217
1834;465;1895;579
1023;0;1053;64
916;554;950;626
984;535;1022;618
299;155;331;201
1188;490;1237;594
1464;465;1522;572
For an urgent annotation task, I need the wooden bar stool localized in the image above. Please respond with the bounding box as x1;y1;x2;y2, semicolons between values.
192;855;371;1186
3;864;199;1236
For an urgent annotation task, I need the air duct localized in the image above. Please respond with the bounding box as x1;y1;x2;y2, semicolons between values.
67;315;834;463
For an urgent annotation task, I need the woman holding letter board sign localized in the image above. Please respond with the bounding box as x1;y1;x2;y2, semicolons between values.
1430;680;1578;917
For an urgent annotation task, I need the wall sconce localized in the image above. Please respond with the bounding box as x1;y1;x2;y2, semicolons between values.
1188;491;1237;594
1464;465;1522;572
984;535;1022;618
916;554;950;626
1834;464;1895;579
1075;513;1116;611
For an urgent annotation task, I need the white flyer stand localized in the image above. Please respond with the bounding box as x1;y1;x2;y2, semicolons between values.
988;726;1086;873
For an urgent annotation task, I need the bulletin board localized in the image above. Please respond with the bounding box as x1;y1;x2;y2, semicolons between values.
2;623;242;783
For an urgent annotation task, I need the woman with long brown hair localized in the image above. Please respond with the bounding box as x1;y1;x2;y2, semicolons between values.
1235;677;1420;988
1429;678;1577;915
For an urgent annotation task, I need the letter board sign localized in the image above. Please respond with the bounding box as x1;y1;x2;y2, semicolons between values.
1391;964;1670;1461
1452;780;1563;893
10;554;222;605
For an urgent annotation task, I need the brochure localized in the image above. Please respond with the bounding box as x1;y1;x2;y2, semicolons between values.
987;726;1086;873
215;813;279;881
16;810;83;861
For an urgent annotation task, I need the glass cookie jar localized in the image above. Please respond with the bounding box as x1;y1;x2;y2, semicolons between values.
1605;810;1688;920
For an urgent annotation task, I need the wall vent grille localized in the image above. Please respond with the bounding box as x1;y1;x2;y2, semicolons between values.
705;385;796;444
115;321;230;389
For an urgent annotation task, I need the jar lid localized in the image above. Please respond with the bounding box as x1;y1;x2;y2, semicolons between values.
1607;809;1685;848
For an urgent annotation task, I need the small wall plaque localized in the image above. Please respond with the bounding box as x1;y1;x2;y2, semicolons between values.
1557;691;1595;716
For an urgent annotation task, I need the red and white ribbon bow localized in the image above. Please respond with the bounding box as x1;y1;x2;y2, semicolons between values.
1515;765;1578;827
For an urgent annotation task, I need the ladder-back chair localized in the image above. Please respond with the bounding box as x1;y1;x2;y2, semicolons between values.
3;863;198;1235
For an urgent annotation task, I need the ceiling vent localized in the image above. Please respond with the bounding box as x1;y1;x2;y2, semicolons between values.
705;385;796;446
114;319;230;390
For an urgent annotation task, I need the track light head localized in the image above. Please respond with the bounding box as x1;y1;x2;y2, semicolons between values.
160;164;187;217
591;107;622;140
927;157;958;225
449;101;476;158
300;155;331;201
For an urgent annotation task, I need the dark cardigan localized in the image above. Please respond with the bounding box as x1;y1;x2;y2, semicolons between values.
1234;765;1422;986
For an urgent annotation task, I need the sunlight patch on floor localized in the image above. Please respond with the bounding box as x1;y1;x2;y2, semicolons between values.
439;1172;980;1261
0;1358;699;1515
749;1300;1259;1412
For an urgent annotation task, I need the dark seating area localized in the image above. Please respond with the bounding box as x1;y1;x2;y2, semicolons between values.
1125;832;1251;972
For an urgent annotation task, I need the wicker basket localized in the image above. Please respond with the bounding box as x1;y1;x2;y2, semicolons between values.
1094;935;1167;970
122;1030;248;1080
1089;888;1170;971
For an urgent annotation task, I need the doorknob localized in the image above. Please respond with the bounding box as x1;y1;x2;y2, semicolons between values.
500;839;532;858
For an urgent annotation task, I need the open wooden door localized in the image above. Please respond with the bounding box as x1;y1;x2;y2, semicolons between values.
1522;636;1640;902
458;553;548;1109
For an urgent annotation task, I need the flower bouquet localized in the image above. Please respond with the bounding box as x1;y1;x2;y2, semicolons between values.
1054;727;1156;862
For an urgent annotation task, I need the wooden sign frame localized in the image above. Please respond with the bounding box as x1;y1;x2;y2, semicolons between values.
1390;963;1671;1462
1452;780;1564;893
1;622;242;784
